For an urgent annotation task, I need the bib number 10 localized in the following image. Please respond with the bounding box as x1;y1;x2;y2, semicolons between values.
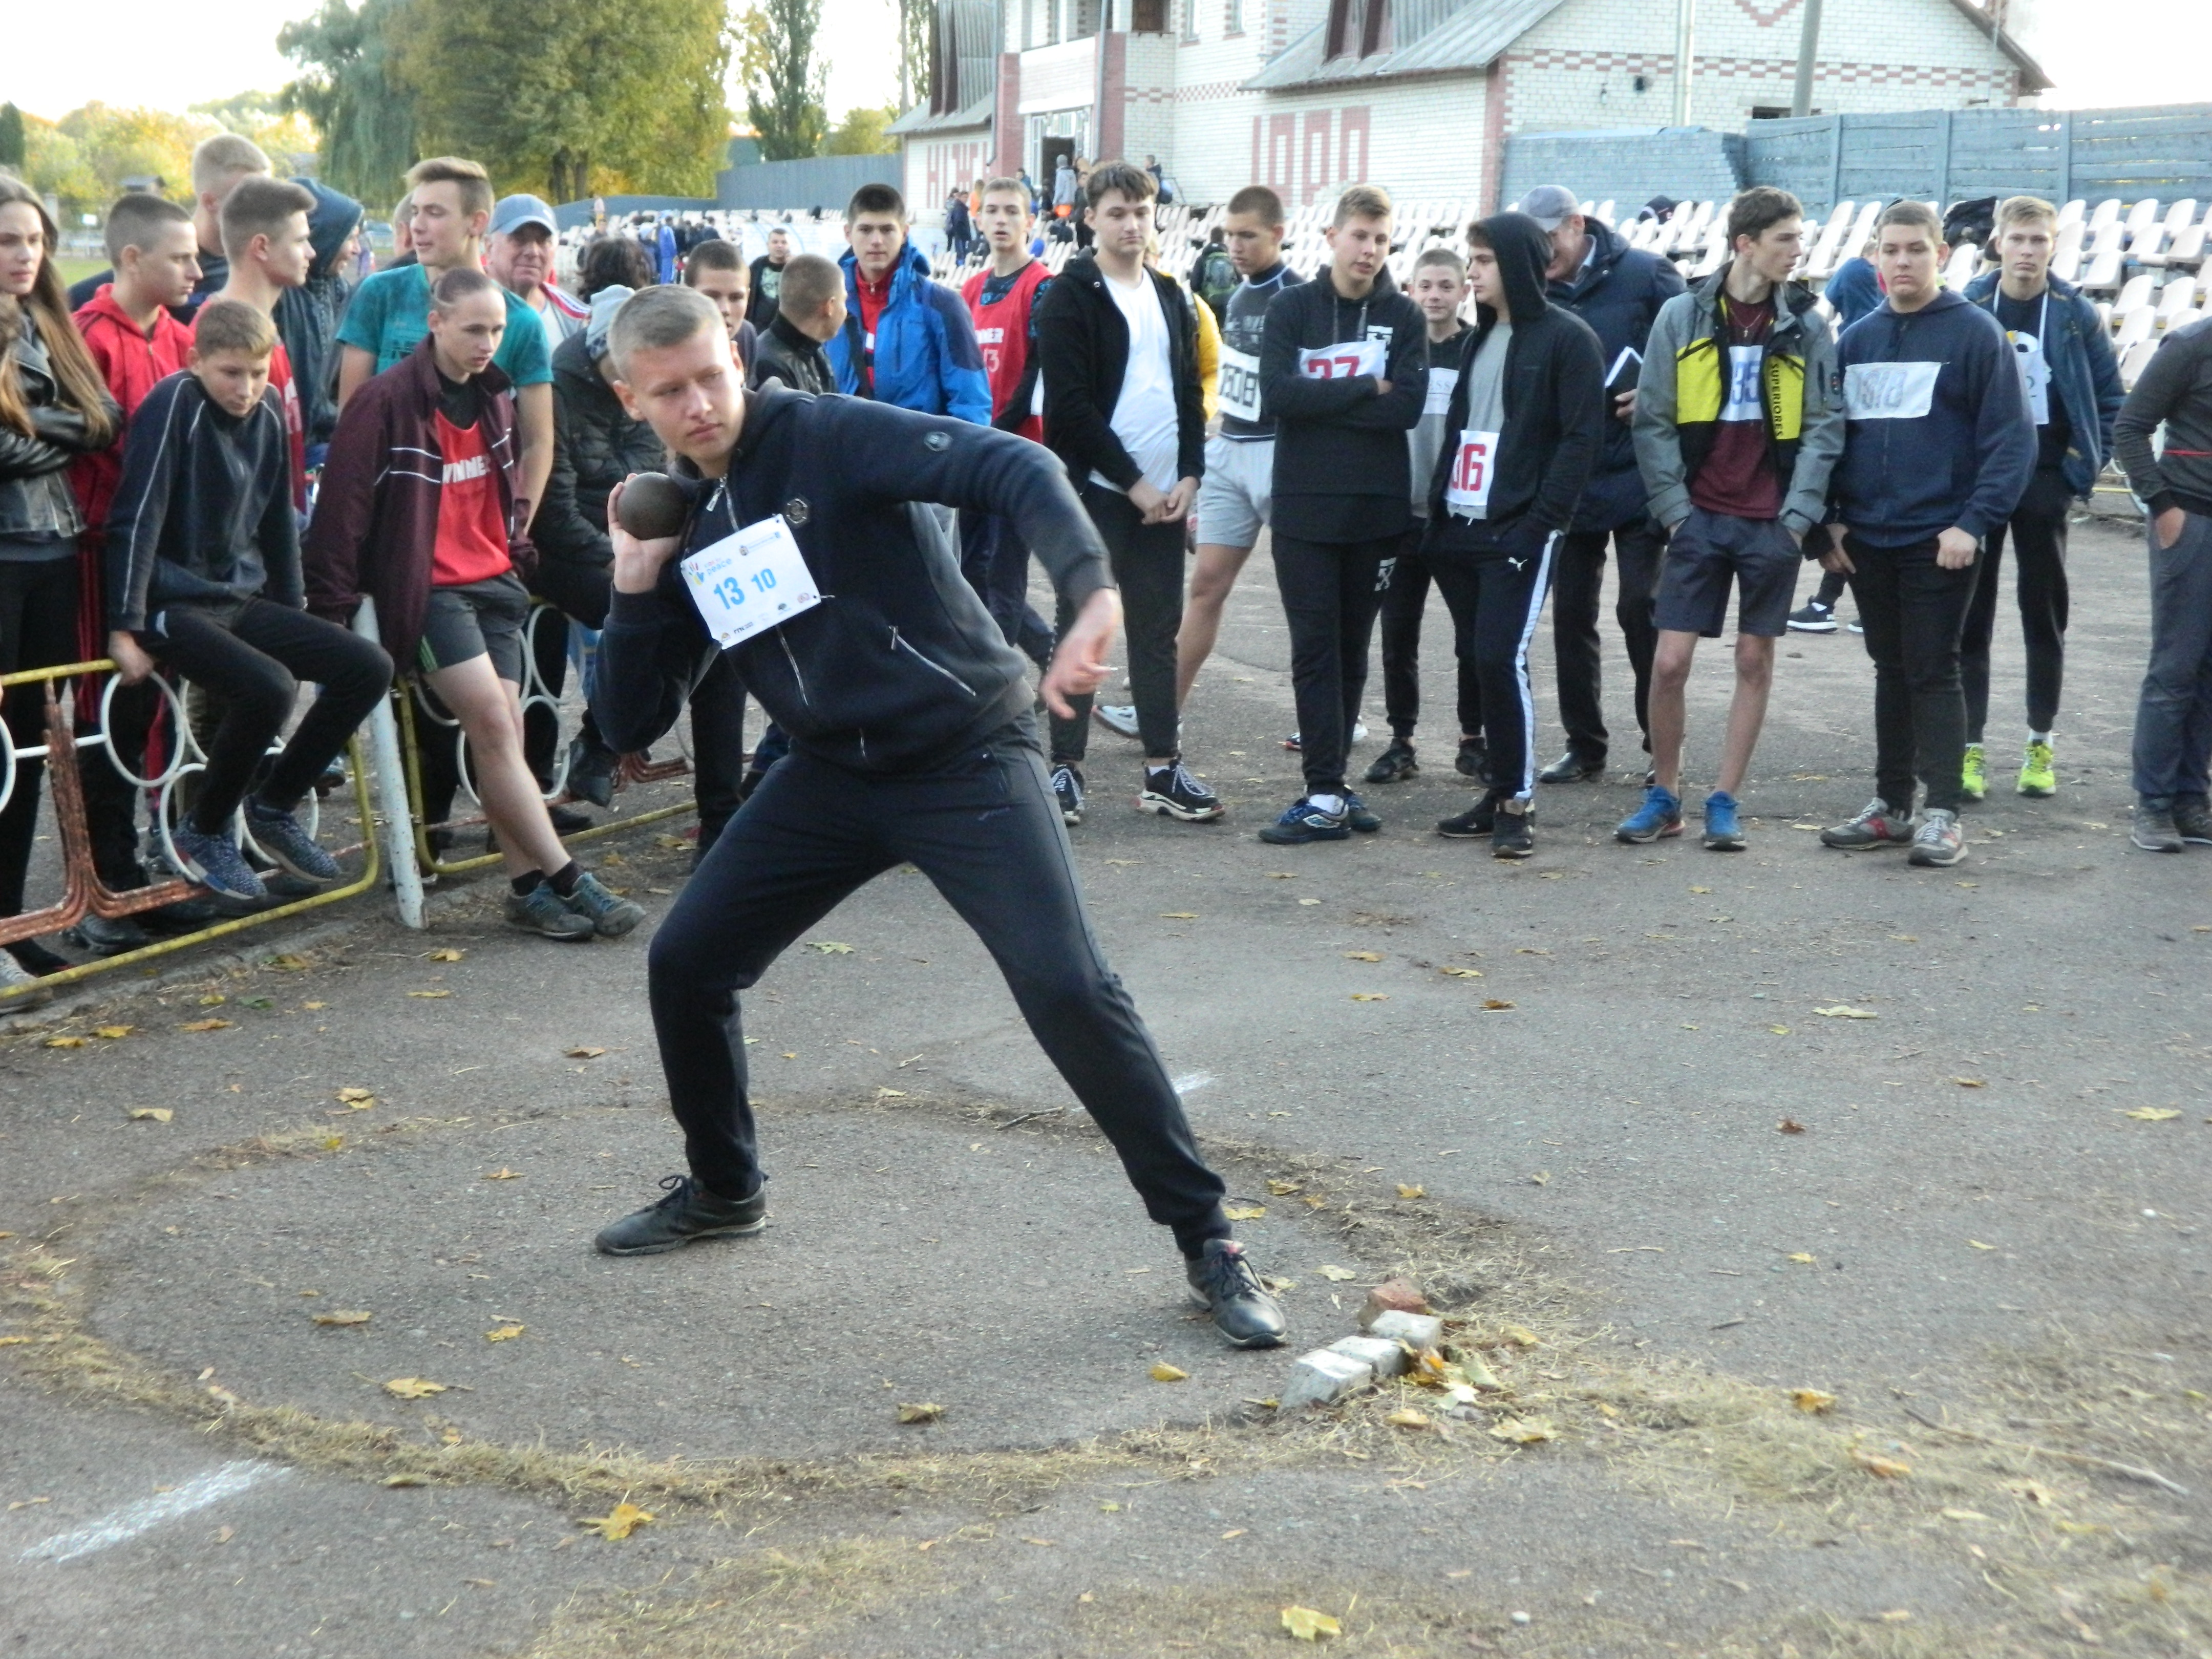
714;566;781;609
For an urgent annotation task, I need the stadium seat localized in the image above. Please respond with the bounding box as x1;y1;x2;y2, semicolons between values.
2121;335;2161;391
2112;271;2157;317
2056;199;2086;230
2087;198;2122;236
2050;219;2088;284
2113;306;2157;352
1942;241;1984;291
2124;198;2162;245
2157;272;2203;327
2080;240;2126;294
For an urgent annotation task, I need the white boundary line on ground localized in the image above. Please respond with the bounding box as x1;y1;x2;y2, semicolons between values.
18;1462;290;1565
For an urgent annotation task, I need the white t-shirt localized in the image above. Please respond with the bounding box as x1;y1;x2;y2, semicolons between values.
1090;270;1181;495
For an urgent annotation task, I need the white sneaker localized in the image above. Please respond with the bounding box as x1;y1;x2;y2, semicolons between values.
1281;722;1367;752
0;950;55;1012
1093;704;1141;740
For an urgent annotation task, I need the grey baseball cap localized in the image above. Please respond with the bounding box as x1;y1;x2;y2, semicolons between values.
1515;185;1583;232
585;286;634;364
490;194;559;237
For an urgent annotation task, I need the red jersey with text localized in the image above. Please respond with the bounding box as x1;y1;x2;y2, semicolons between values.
1687;294;1783;521
430;412;513;586
962;260;1049;441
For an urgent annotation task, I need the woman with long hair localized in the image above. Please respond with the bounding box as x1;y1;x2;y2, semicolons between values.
0;177;119;999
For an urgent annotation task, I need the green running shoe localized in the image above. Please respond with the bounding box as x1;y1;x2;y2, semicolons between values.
2017;739;2056;798
1959;744;1987;803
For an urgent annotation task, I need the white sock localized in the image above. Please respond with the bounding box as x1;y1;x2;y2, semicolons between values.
1309;793;1346;816
2029;730;2051;746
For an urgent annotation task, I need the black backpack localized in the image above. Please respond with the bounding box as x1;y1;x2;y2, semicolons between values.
1190;243;1237;321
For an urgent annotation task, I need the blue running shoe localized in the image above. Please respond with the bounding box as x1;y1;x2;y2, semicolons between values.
1615;785;1683;844
1257;797;1351;845
1702;790;1746;851
1342;790;1382;833
172;823;268;907
246;799;340;882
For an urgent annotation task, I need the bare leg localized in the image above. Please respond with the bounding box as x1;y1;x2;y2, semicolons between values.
1647;628;1697;795
428;656;570;878
1174;540;1256;708
1713;633;1775;797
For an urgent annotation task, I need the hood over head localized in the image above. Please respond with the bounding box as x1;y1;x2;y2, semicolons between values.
1470;211;1553;326
295;178;365;281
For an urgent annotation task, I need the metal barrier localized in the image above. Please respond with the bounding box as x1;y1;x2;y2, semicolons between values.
0;599;699;1002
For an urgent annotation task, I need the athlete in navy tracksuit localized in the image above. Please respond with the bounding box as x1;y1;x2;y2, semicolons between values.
583;285;1284;1347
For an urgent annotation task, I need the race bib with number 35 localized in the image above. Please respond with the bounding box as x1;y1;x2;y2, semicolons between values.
1443;429;1501;516
680;515;823;649
1298;337;1387;380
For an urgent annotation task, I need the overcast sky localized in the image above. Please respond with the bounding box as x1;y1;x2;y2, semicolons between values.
4;0;2201;136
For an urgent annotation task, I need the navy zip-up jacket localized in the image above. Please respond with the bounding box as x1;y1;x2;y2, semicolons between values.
1832;289;2036;548
594;385;1111;774
1546;218;1685;532
1961;269;2124;500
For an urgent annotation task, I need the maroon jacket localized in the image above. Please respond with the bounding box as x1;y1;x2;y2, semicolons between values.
304;337;535;665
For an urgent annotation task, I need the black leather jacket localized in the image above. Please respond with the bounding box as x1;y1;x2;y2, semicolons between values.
0;315;116;542
537;331;666;570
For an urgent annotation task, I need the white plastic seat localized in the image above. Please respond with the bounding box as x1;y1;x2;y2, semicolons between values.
2121;336;2161;390
1942;241;1984;291
2157;273;2203;325
2080;243;2125;293
2056;199;2086;230
2124;198;2162;245
2113;307;2157;352
2050;220;2088;284
2112;271;2158;315
2087;198;2122;235
2168;308;2206;334
2164;222;2210;271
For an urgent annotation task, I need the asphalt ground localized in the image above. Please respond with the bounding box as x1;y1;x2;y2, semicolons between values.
3;508;2209;1658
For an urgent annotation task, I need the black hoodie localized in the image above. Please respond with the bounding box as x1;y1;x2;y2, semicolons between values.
1423;213;1606;558
1258;262;1427;542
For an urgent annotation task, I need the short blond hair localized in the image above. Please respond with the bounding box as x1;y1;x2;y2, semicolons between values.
191;134;271;200
406;156;495;222
1332;184;1392;228
608;284;722;377
192;299;278;360
1996;195;2059;233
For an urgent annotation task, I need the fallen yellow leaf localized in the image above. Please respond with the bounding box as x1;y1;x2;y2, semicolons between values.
1942;1508;1989;1522
565;1047;607;1059
1316;1265;1357;1282
2123;1107;2182;1121
304;1001;327;1010
1266;1179;1303;1196
1502;1325;1539;1347
1482;998;1516;1010
1386;1408;1432;1429
1490;1418;1556;1444
1791;1389;1836;1413
1343;951;1381;962
311;1310;372;1327
1223;1204;1266;1221
407;990;451;999
1350;992;1389;1002
1813;1006;1877;1019
1770;1025;1792;1035
1440;966;1483;979
483;1168;522;1181
426;948;464;962
1150;1362;1189;1382
383;1377;449;1399
1160;912;1199;921
1952;1076;1986;1088
1397;1184;1426;1200
1690;886;1711;895
485;1324;525;1343
93;1026;132;1039
1968;1240;1997;1250
1786;1252;1816;1265
382;1474;428;1487
126;1108;172;1123
1281;1606;1342;1642
180;1018;234;1032
198;994;226;1006
267;953;311;970
577;1501;653;1541
1852;1448;1911;1478
896;1401;944;1424
1297;898;1321;906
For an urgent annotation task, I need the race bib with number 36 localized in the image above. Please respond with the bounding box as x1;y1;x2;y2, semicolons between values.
1298;337;1387;380
680;515;823;649
1443;429;1501;516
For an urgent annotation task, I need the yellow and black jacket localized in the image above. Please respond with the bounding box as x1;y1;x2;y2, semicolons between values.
1632;263;1845;536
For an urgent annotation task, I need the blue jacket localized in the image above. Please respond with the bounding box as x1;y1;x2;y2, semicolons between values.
655;224;678;285
827;243;992;424
1832;289;2036;547
1824;258;1883;331
1547;219;1686;530
1962;269;2124;499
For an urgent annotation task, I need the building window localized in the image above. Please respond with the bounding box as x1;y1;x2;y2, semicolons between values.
1226;0;1243;31
1182;0;1198;40
1324;0;1388;60
1133;0;1168;31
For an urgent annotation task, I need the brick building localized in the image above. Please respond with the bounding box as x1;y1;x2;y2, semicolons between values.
892;0;2046;214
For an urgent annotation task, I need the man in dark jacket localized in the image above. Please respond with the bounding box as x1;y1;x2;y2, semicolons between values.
538;285;748;851
1958;196;2123;803
746;253;842;396
1034;161;1216;827
1254;183;1426;845
1420;213;1605;859
1816;201;2035;871
583;283;1286;1352
745;226;792;332
272;178;363;458
1516;184;1685;784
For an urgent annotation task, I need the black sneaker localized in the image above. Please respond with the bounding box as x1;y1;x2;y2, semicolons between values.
2133;805;2185;854
1364;740;1418;784
567;736;620;808
2176;799;2212;845
1537;752;1604;785
1437;789;1505;839
1342;791;1382;833
1051;763;1085;825
1492;799;1535;859
67;912;151;955
548;804;594;834
1785;600;1838;634
594;1174;768;1255
1139;761;1225;822
1454;737;1488;779
1185;1239;1287;1349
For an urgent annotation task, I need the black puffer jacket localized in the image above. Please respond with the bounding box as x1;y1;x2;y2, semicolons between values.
0;314;115;541
538;330;666;570
1547;217;1685;531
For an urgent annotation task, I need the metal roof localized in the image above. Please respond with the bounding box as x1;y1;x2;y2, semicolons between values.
887;94;995;137
1942;0;2050;93
1242;0;1567;92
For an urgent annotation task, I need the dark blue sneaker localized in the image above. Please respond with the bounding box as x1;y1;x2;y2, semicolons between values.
171;823;268;907
246;799;340;882
1615;785;1683;844
1258;797;1351;845
1342;791;1382;833
1701;790;1746;851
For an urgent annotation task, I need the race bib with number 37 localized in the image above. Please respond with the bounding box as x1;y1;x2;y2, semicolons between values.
1443;429;1501;517
680;515;823;649
1298;337;1387;380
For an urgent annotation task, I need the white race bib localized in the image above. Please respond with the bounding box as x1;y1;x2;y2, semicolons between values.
2009;331;2052;426
1843;360;1942;421
1298;337;1387;380
1218;347;1264;423
1423;367;1460;417
1443;429;1501;516
680;515;822;649
1721;345;1764;422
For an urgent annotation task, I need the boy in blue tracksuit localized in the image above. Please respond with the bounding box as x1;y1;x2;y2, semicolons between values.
826;182;991;423
1959;195;2124;801
1817;201;2036;870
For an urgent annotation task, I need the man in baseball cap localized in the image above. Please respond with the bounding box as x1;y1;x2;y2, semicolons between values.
489;193;587;348
1509;182;1684;789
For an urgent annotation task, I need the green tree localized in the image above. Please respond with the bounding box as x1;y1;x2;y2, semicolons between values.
22;117;102;212
0;103;25;172
402;0;730;201
279;0;418;206
738;0;827;163
57;104;216;202
898;0;931;116
823;105;898;157
189;91;320;171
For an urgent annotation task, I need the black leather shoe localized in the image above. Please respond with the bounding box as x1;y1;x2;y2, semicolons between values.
1437;789;1505;838
1363;741;1418;784
1185;1239;1287;1349
1538;751;1605;784
594;1175;767;1255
